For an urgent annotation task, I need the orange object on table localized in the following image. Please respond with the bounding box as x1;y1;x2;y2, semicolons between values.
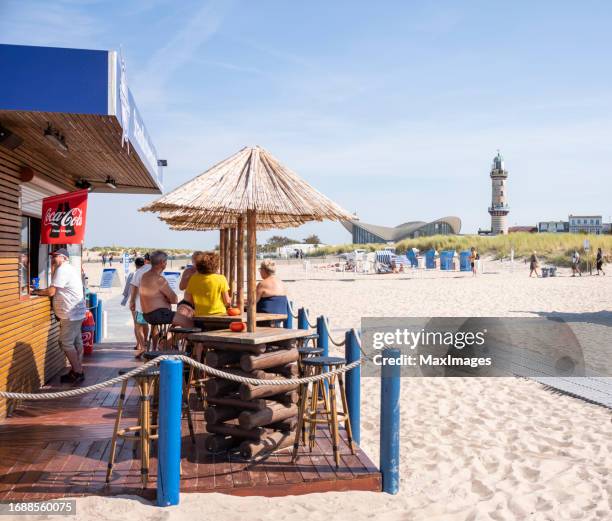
230;321;247;332
227;307;241;316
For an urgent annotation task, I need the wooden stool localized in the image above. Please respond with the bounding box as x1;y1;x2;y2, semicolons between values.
292;356;355;467
300;333;319;348
168;326;201;353
297;347;323;377
106;368;159;487
146;322;172;351
142;351;196;443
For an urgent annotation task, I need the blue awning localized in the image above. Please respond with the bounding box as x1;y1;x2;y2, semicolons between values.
0;44;163;193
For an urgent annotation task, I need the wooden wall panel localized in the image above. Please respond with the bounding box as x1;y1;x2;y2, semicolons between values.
0;149;64;420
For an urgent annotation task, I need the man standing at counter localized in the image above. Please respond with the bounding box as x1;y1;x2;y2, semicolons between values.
32;248;87;384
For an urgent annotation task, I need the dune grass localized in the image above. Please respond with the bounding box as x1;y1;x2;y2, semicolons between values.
312;233;612;266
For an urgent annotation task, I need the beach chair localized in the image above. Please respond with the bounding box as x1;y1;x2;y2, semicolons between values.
375;250;393;273
406;248;419;268
459;251;471;272
440;250;456;271
425;249;437;269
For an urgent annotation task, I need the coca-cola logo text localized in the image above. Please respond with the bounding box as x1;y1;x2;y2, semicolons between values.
44;207;83;228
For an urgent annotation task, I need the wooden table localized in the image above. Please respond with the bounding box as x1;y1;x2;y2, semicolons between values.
193;313;287;331
189;326;310;345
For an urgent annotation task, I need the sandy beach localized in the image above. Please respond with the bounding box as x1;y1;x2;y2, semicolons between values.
57;258;612;521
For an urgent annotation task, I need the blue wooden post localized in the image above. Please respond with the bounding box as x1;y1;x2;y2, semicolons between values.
92;295;103;344
317;316;329;392
345;329;361;445
316;316;329;357
297;307;308;330
380;349;400;494
89;293;98;343
157;359;182;506
284;301;294;329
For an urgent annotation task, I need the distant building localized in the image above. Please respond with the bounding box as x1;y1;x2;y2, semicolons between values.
509;226;537;233
568;215;602;234
538;221;569;233
488;151;510;235
342;216;461;244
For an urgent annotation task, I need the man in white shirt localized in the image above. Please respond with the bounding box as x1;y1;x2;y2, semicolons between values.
129;252;151;355
32;248;87;384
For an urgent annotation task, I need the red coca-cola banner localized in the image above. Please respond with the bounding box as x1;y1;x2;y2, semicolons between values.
41;189;88;244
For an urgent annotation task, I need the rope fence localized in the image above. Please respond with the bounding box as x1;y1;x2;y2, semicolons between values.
287;300;299;319
0;354;363;401
304;309;318;329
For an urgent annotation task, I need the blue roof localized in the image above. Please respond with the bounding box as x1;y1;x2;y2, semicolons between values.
0;43;162;189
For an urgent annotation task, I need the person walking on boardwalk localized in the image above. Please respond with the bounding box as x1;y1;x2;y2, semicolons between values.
596;248;606;276
529;251;540;278
122;256;145;350
571;250;582;277
129;252;151;355
31;248;87;384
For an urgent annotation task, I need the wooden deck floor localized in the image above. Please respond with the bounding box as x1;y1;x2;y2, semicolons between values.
0;343;380;500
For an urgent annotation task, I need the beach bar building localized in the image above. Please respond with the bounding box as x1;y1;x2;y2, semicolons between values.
0;44;163;419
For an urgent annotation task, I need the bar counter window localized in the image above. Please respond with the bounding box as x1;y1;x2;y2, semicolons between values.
19;215;42;297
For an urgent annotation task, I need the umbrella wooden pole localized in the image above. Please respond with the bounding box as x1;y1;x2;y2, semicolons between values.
237;217;245;313
229;226;237;305
246;209;257;332
219;229;225;275
222;228;230;280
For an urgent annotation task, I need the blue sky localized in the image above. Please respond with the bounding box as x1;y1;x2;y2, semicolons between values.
1;1;611;248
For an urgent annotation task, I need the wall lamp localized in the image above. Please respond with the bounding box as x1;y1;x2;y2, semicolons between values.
44;123;68;153
75;179;92;191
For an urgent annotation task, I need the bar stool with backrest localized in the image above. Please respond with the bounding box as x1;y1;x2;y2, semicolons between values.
167;326;206;405
144;317;173;352
142;350;196;443
292;356;355;467
106;367;159;487
168;326;201;353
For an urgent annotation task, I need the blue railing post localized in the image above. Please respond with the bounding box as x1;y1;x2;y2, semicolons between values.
284;301;294;329
316;315;329;357
297;307;308;330
345;329;361;445
90;294;103;344
380;348;400;494
157;359;182;507
317;316;330;392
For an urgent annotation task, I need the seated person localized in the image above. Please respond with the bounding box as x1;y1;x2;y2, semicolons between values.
183;252;231;316
256;260;287;314
179;250;202;291
140;250;193;331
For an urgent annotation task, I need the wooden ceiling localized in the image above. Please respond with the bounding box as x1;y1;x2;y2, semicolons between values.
0;110;162;194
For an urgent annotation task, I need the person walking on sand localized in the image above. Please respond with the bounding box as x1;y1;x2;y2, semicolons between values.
470;247;478;276
102;252;107;267
571;250;582;277
529;251;540;278
596;248;606;276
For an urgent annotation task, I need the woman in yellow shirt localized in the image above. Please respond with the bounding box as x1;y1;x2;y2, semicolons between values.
184;252;231;315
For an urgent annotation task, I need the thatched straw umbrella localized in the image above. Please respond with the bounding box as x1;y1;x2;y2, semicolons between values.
141;146;352;332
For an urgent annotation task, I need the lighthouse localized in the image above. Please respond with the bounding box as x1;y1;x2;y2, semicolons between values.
488;150;509;235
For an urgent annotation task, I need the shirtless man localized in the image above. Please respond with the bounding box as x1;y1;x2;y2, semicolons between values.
139;251;192;348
